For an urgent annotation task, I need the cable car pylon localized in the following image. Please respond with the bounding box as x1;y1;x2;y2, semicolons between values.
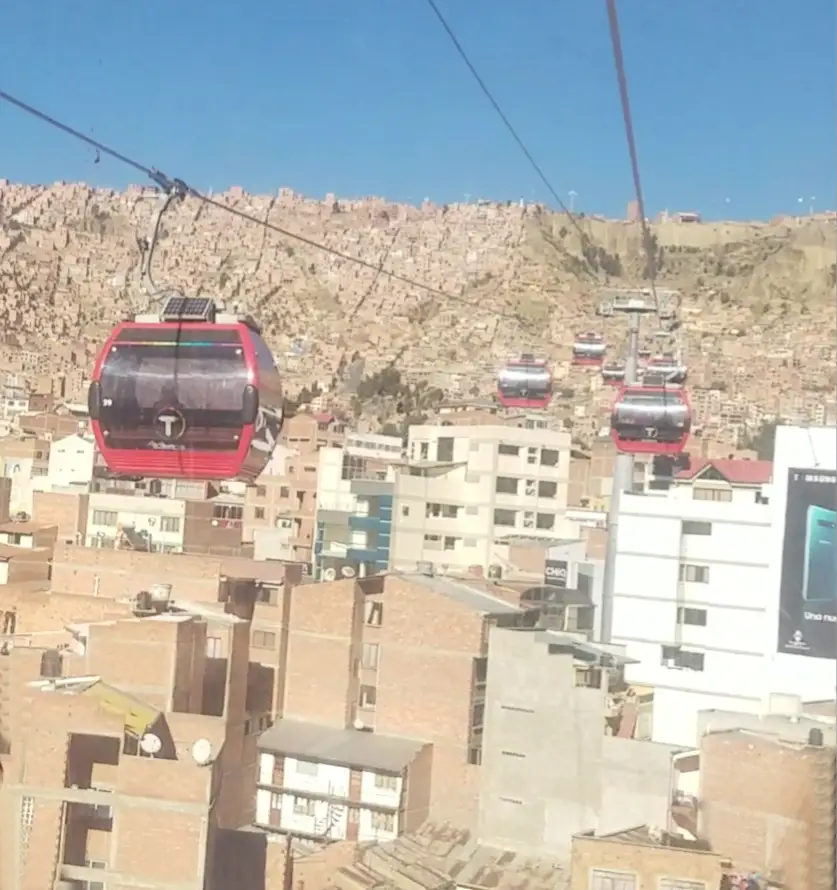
596;289;681;645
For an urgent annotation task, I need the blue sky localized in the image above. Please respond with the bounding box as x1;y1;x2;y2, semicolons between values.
1;0;834;220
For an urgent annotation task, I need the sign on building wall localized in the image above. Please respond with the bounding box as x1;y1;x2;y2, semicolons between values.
777;468;837;659
544;559;569;588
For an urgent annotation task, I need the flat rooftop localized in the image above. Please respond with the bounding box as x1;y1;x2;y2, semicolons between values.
259;719;425;774
401;573;521;615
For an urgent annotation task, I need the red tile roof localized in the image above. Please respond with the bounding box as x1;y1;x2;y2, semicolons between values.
676;458;773;485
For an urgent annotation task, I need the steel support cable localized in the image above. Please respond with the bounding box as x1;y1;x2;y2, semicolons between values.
0;88;531;326
423;0;604;283
604;0;661;312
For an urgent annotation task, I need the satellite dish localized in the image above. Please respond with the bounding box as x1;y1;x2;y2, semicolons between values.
322;567;337;582
191;738;213;766
353;718;365;730
340;565;357;579
139;733;162;756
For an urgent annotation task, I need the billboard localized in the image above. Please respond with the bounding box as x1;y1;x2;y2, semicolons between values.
777;468;837;659
544;559;569;588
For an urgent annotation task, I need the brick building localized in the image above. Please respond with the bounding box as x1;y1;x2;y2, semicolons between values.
0;599;260;890
570;826;727;890
699;725;835;890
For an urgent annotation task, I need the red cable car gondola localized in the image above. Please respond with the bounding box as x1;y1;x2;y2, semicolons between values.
610;384;691;455
496;354;552;409
601;362;625;386
572;332;606;367
88;296;284;482
646;352;687;384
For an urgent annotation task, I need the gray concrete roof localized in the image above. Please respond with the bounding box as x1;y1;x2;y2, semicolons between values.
401;573;521;614
258;719;425;773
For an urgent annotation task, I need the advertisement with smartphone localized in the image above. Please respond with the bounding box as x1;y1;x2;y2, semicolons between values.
777;468;837;659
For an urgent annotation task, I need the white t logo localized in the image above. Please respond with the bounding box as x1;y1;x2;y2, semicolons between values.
158;413;180;438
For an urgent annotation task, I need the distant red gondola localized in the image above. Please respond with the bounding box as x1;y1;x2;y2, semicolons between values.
646;352;687;384
601;362;625;386
610;384;691;455
496;354;552;409
88;296;284;481
572;332;606;367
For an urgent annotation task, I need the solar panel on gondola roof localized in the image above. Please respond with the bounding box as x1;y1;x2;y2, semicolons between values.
160;295;216;322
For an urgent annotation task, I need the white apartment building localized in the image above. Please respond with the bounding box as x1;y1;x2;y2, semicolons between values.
390;424;572;575
47;433;96;490
314;432;403;578
611;458;774;747
86;492;187;553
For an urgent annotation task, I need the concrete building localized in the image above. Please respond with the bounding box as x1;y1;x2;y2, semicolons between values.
46;432;95;490
255;720;432;842
478;626;688;859
391;424;572;575
243;413;346;561
698;708;835;890
83;489;247;557
611;458;775;746
314;432;403;579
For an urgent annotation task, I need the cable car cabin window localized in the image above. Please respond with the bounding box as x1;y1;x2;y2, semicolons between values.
98;328;248;452
498;368;551;394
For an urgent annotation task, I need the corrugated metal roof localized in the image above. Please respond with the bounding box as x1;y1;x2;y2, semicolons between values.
259;719;424;773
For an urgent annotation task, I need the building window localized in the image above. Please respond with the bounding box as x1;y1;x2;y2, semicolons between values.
401;505;410;517
91;510;117;526
280;486;290;498
255;485;267;498
361;642;379;670
495;476;518;495
293;796;316;816
370;811;395;833
464;538;476;547
365;600;383;627
437;437;454;462
676;607;707;627
526;447;538;465
493;509;516;527
540;448;560;467
498;444;520;456
293;759;319;776
373;773;398;791
443;536;458;551
661;646;705;672
206;636;222;658
679;563;710;584
360;685;377;709
255;507;265;520
591;870;636;890
536;513;555;530
252;630;277;649
682;520;712;536
538;480;558;498
693;486;732;502
270;793;282;810
467;747;482;765
159;516;181;534
84;859;107;890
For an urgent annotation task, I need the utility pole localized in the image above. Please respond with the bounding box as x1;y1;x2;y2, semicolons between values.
597;289;666;643
283;832;294;890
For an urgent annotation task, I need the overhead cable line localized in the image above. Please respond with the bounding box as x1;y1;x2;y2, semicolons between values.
423;0;598;265
0;88;531;325
603;0;661;310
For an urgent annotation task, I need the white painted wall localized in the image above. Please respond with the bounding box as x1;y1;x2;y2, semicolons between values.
47;434;95;488
612;488;773;746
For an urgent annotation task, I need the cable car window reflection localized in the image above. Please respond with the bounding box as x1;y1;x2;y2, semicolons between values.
98;344;248;451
